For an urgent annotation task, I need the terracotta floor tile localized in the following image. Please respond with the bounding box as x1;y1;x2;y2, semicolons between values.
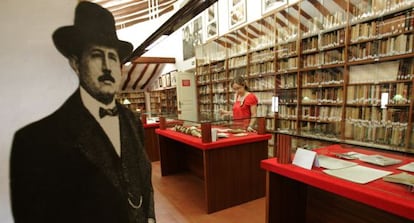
151;161;265;223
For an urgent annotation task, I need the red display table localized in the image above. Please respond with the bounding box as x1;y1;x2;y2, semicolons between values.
261;144;414;223
156;128;272;213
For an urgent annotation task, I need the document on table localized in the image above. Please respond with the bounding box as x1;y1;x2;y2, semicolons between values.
318;155;358;170
398;162;414;172
323;165;393;184
359;154;402;166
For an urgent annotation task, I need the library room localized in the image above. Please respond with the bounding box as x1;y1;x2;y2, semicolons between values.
1;0;414;222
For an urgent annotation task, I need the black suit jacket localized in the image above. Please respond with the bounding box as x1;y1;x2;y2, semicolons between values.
10;89;155;223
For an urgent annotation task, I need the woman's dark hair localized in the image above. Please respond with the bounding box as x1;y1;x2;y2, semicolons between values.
231;75;249;91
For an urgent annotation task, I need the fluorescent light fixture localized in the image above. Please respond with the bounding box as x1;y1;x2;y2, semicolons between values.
145;35;169;51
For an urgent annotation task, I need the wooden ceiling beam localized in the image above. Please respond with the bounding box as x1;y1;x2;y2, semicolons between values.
132;64;149;90
115;2;172;23
215;39;230;48
257;17;275;32
331;0;355;13
127;0;219;62
121;63;137;91
116;5;174;29
222;34;242;45
141;64;160;90
247;24;264;37
308;0;331;17
132;57;176;64
279;8;307;32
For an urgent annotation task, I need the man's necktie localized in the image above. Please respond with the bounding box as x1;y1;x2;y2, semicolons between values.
99;106;118;118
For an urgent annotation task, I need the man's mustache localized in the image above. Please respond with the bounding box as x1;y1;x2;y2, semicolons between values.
98;71;115;83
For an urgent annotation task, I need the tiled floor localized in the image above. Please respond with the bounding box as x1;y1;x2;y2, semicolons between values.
151;161;266;223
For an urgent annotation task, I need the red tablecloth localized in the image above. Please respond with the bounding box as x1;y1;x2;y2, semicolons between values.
261;144;414;220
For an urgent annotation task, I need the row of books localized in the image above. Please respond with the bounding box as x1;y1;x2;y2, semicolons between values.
301;69;344;86
350;0;412;21
198;86;211;95
350;21;378;43
302;12;346;36
257;104;274;118
398;58;414;80
228;68;247;79
302;88;344;104
249;49;275;63
210;62;225;73
278;90;298;104
377;9;413;36
301;36;318;53
300;122;341;137
277;41;297;58
278;73;297;89
346;106;409;123
344;120;407;146
378;33;413;56
248;77;275;91
228;55;247;68
248;62;275;75
301;106;343;122
347;83;411;105
196;75;210;84
278;105;297;119
349;33;413;61
320;29;346;49
277;57;299;71
302;49;345;68
277;119;297;131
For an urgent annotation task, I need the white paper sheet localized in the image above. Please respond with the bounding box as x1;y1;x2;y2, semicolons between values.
318;155;358;170
323;165;392;184
398;162;414;172
292;148;317;170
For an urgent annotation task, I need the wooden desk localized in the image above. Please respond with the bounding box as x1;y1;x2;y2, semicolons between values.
261;144;414;223
156;128;271;213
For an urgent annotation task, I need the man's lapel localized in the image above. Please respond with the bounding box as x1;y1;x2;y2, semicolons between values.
75;110;123;191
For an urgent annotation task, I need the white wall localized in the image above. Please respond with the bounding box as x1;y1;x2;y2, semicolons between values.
0;1;78;222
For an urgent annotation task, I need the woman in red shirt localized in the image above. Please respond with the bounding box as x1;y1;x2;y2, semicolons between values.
220;76;258;132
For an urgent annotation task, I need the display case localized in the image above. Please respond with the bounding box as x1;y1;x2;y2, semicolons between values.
262;144;414;223
155;116;271;213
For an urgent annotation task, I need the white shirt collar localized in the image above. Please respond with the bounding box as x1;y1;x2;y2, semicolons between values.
79;87;116;120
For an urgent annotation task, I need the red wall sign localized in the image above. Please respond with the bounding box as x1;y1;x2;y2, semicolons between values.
182;79;191;86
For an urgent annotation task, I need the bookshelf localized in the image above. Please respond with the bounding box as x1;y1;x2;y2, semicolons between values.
195;15;277;131
117;91;146;112
195;0;414;153
149;87;178;118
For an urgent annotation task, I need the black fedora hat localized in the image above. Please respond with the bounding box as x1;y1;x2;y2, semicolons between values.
52;2;133;62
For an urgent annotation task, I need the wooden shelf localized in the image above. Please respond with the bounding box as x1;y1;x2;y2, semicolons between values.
195;0;414;153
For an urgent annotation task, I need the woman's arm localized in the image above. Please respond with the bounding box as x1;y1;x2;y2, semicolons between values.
247;104;257;132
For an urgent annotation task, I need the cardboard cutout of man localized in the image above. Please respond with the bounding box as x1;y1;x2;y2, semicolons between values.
10;2;156;223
